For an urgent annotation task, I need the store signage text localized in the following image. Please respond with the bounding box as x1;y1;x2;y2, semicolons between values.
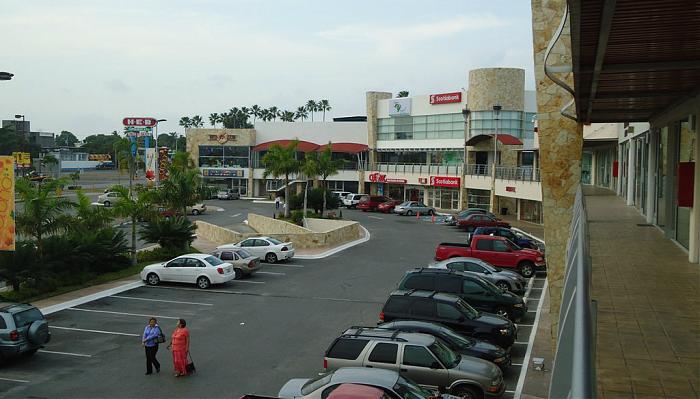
122;117;157;127
201;168;245;178
506;186;516;192
12;152;31;168
368;172;406;184
418;177;428;185
208;133;237;144
430;176;460;188
429;92;462;105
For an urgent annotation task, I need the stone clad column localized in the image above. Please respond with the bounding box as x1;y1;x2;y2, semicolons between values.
531;0;584;344
366;91;392;167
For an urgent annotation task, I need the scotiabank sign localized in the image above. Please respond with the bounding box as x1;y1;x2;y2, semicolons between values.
430;176;460;188
429;92;462;105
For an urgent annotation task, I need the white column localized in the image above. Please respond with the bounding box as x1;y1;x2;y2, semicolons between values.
626;139;636;206
689;112;700;263
646;129;658;224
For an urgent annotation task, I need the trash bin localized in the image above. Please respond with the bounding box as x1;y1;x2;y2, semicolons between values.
501;207;508;215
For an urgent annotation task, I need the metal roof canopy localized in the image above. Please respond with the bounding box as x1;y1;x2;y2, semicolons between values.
570;0;700;123
465;134;524;146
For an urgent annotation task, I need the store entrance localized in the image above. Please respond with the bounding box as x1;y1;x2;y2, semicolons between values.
405;187;423;202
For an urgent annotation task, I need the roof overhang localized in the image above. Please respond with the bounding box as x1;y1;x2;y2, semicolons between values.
465;134;523;146
252;140;319;152
570;0;700;123
316;142;368;154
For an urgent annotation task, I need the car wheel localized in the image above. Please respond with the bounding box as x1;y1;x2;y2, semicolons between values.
452;385;480;399
234;268;243;280
406;210;413;216
103;200;110;207
146;273;160;286
265;253;278;263
495;307;510;319
192;209;200;216
519;261;535;278
197;276;211;289
496;281;510;292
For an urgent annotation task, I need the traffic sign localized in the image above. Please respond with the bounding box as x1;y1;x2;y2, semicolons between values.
123;117;157;127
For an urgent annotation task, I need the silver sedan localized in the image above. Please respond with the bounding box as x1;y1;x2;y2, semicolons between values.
393;201;436;216
429;257;527;295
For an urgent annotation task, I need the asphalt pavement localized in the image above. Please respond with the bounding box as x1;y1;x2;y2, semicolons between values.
0;205;546;399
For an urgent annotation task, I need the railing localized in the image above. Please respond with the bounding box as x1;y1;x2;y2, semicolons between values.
549;185;597;399
464;164;490;176
495;165;541;182
372;163;462;176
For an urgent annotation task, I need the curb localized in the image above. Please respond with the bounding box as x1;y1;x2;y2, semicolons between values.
295;225;371;260
40;280;144;315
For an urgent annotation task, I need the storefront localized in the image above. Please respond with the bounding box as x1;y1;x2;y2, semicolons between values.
427;176;461;210
519;199;543;224
201;168;248;196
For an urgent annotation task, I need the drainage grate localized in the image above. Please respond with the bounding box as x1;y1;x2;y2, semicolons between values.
636;223;654;227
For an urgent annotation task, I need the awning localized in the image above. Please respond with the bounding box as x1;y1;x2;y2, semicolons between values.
316;142;368;154
465;134;523;146
252;140;319;152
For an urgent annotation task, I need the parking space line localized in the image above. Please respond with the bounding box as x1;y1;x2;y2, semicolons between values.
110;295;213;306
68;307;180;319
505;390;515;394
368;216;383;220
0;377;30;383
529;287;543;290
511;363;523;366
516;324;534;327
514;341;529;345
514;281;548;399
39;350;92;358
232;213;242;217
234;280;266;284
266;264;304;268
50;326;140;337
527;310;538;313
255;271;286;276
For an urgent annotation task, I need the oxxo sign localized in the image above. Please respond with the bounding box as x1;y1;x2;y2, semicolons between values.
429;92;462;105
430;176;461;188
123;117;157;127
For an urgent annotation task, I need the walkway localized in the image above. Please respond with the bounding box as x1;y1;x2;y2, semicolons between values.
585;186;700;399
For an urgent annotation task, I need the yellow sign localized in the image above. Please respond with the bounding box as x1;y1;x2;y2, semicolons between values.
11;152;31;168
0;156;15;251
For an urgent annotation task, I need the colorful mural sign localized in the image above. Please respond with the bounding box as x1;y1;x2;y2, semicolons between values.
158;148;170;181
0;156;16;251
145;148;157;182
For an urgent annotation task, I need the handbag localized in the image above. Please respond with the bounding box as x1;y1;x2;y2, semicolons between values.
186;352;196;374
156;327;166;344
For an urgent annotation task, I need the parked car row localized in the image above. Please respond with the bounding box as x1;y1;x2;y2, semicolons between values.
336;192;437;216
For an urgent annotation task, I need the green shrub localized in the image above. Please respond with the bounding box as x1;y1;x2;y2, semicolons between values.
139;216;197;250
137;246;197;263
289;210;305;226
287;193;303;210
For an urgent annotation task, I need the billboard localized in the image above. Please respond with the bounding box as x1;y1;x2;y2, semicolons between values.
12;152;31;168
0;157;15;251
388;98;412;117
158;148;170;181
145;148;157;182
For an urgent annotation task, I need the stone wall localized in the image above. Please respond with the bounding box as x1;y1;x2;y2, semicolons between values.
195;220;245;244
185;128;257;165
248;213;312;234
467;68;525;111
366;91;393;165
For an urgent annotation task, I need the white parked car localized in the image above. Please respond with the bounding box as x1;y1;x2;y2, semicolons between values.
187;203;206;215
342;194;367;209
140;253;236;289
332;191;352;201
97;191;120;207
217;236;294;264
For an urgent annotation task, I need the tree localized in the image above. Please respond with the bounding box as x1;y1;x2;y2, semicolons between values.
280;110;295;122
41;154;58;176
209;113;220;127
317;144;344;215
0;125;40;157
72;190;114;232
191;115;204;128
179;116;192;131
111;185;156;265
268;106;279;122
157;152;202;217
139;216;197;250
261;140;300;218
295;106;308;122
251;105;262;124
397;91;409;98
318;99;332;122
55;131;79;147
80;132;121;155
222;108;253;129
14;177;74;257
306;100;317;122
300;152;320;225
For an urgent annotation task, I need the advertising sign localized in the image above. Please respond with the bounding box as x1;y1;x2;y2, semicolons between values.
124;126;153;137
506;186;516;192
12;152;31;168
388;98;412;117
201;168;245;178
208;133;237;144
158;148;170;181
145;148;157;182
368;172;406;184
0;157;15;251
123;117;157;127
430;176;461;188
429;92;462;104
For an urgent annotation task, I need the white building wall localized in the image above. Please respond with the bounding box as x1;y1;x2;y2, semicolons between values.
253;122;367;145
377;90;538;118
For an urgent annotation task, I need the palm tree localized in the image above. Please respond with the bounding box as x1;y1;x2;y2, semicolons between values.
209;113;220;127
111;185;156;265
40;154;59;176
179;116;192;131
14;177;73;257
157;167;202;218
300;152;320;226
73;190;114;232
318;99;332;121
280;110;295;122
251;105;262;124
268;106;279;122
306;100;317;122
191;115;204;128
261;140;300;218
397;91;409;98
139;217;197;251
295;106;308;122
241;107;251;122
317;144;344;215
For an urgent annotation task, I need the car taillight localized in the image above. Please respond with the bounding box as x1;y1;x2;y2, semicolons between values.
379;311;385;321
217;267;224;274
9;330;19;341
323;358;327;369
281;246;288;251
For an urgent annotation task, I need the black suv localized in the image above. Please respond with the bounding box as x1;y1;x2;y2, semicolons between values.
0;302;51;361
379;290;516;348
397;268;527;321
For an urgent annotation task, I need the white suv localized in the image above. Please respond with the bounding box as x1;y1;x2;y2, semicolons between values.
343;194;367;209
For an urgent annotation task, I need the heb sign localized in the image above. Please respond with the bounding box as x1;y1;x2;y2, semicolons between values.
368;172;407;184
123;117;157;127
430;176;460;188
429;92;462;105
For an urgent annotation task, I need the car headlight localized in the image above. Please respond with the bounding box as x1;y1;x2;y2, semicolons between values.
499;328;509;335
492;356;505;363
513;303;524;308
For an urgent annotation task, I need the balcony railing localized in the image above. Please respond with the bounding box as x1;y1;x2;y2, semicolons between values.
372;163;462;176
495;165;541;182
464;164;490;176
548;185;597;399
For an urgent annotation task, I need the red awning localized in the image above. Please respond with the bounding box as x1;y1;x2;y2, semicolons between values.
252;140;319;152
465;134;523;146
316;142;369;154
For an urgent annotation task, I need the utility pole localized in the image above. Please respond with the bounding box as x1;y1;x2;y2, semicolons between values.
491;105;502;214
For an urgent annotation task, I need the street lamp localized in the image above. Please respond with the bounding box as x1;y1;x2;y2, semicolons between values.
491;105;502;214
462;106;471;210
155;119;167;185
0;72;13;81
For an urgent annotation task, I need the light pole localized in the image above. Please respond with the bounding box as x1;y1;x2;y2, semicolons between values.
462;106;471;209
155;119;166;186
491;105;502;214
0;72;13;81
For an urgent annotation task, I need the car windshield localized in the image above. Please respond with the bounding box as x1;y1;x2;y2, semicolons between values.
12;308;44;327
204;256;224;266
399;201;411;206
507;239;522;250
267;238;283;245
393;376;435;399
429;339;460;368
236;249;252;258
456;299;479;319
300;374;333;395
440;327;476;349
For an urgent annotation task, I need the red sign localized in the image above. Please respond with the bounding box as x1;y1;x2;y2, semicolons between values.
418;177;428;185
429;92;462;105
506;186;516;192
123;117;157;127
430;176;461;188
386;178;407;184
369;173;406;184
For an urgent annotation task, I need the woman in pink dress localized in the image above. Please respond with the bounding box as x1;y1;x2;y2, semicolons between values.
167;318;190;377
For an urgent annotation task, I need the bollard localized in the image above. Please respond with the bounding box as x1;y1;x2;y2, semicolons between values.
273;213;276;219
431;214;435;223
416;212;420;219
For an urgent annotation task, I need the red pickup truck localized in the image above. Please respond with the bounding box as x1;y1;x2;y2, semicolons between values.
435;235;545;277
457;213;510;231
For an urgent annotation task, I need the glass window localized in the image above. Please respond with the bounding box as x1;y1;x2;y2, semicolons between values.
240;239;255;247
219;251;234;261
326;338;369;360
436;276;462;294
0;317;6;329
446;262;465;272
493;240;510;252
166;258;187;267
204;256;224;266
368;343;398;364
236;249;252;258
255;239;270;247
410;300;436;317
428;340;458;367
475;239;493;251
301;374;334;395
462;280;487;295
402;346;438;368
464;262;486;273
384;297;412;313
404;275;434;290
12;309;43;327
436;303;463;320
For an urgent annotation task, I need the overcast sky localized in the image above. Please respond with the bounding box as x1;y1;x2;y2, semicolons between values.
1;0;535;139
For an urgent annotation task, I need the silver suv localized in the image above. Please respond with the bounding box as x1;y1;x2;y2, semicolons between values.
323;327;504;399
0;302;51;361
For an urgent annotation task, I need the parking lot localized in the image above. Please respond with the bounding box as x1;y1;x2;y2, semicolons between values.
0;203;546;399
